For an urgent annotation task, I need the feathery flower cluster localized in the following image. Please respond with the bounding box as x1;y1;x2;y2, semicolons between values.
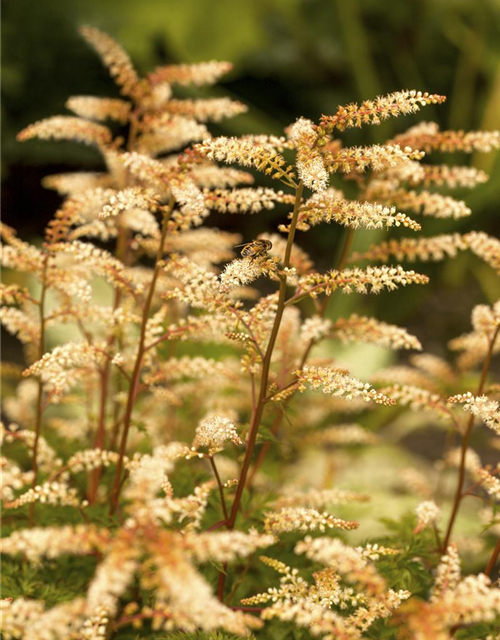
393;121;500;153
192;415;243;454
295;189;420;231
448;393;500;435
264;507;359;535
298;265;429;297
295;365;396;405
3;25;500;640
332;314;422;350
414;500;441;533
319;90;446;132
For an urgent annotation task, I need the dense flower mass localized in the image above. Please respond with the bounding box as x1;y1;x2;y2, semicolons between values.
1;25;500;640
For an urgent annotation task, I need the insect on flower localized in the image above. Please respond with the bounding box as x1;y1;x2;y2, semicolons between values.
236;239;273;259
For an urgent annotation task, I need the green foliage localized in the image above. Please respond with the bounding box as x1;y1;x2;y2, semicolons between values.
1;554;98;608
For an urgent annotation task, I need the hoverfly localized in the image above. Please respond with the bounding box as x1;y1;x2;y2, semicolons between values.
235;239;273;259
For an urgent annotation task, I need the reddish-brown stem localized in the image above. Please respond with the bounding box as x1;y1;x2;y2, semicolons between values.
441;325;500;551
209;456;229;521
248;227;356;486
216;182;304;601
485;535;500;577
109;200;174;515
28;254;49;526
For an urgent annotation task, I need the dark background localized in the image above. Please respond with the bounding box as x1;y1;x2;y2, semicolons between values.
2;0;500;353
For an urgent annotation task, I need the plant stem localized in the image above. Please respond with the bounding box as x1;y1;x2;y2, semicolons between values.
216;182;304;600
247;227;356;486
485;535;500;577
109;199;174;515
442;325;500;551
209;456;229;521
28;254;49;527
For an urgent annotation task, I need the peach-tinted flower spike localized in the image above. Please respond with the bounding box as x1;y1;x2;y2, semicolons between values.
79;26;142;100
319;90;446;133
148;61;233;87
17;116;112;148
66;96;131;124
393;121;500;153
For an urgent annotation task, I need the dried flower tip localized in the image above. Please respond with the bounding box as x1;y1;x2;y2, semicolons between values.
295;365;396;405
264;507;359;534
320;90;446;132
80;26;142;99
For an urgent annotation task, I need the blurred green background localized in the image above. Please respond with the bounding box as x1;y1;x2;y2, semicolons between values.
2;0;500;352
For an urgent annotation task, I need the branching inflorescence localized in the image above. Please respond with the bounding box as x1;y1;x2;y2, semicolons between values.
1;26;500;640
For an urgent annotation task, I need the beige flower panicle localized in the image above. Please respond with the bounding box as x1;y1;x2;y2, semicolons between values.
288;117;328;191
162;97;247;122
319;90;446;132
66;96;131;123
448;393;500;435
192;414;243;455
332;314;422;350
477;468;500;501
23;342;104;398
416;164;489;188
306;424;378;446
393;121;500;153
274;488;370;509
264;507;359;535
197;137;296;186
17;116;112;148
3;481;85;510
137;115;210;156
294;189;420;232
414;500;441;533
80;26;142;100
295;365;396;406
148;61;233;87
325;143;424;174
380;384;451;420
297;265;429;298
367;182;471;219
190;163;254;189
219;255;279;291
350;233;469;264
203;187;292;214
